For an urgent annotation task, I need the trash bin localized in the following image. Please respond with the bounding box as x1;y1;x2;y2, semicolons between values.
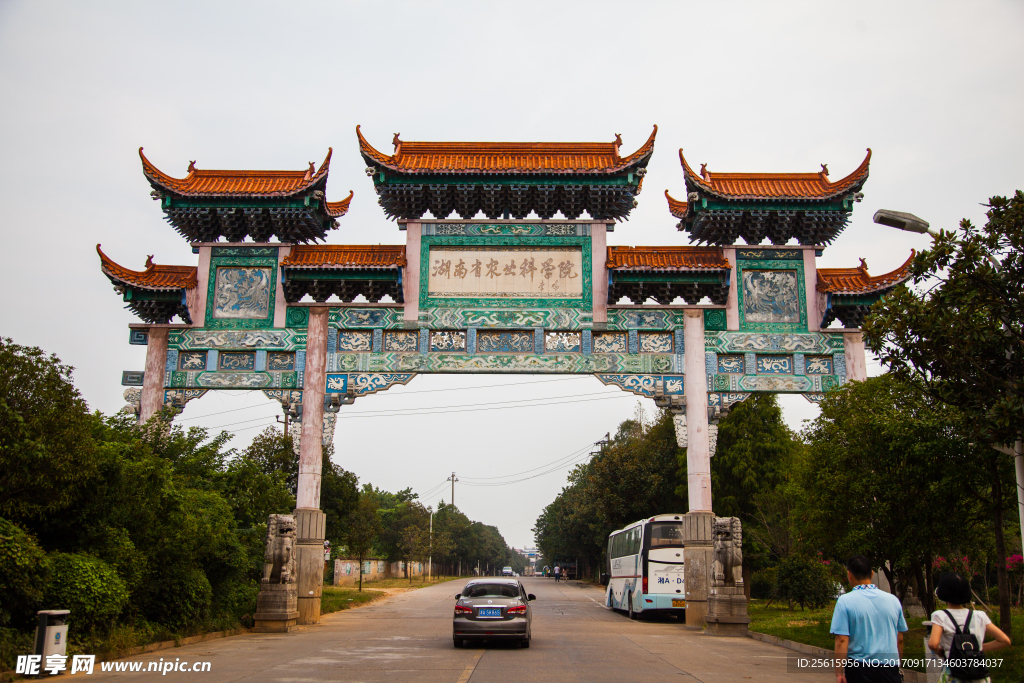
34;610;70;659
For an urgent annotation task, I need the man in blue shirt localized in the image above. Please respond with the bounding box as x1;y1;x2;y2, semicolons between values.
830;555;908;683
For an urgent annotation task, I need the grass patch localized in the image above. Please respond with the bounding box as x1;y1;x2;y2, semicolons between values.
749;599;1024;682
320;586;386;614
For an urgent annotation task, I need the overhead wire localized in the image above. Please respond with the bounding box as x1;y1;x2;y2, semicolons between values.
176;376;594;422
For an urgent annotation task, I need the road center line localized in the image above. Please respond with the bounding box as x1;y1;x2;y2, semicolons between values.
456;649;484;683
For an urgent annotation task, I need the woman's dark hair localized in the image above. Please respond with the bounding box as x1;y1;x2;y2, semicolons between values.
936;572;972;605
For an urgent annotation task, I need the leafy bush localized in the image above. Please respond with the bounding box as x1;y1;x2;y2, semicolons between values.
0;518;49;626
774;554;834;610
143;568;211;632
43;553;128;634
750;567;777;600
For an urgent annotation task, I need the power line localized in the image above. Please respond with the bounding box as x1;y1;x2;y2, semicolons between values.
176;376;594;422
209;391;635;431
459;441;596;481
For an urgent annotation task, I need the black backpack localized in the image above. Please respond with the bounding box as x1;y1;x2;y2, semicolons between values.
943;609;989;680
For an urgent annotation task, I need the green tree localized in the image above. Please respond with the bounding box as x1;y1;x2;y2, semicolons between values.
799;375;992;614
863;192;1024;629
0;338;99;519
344;497;380;591
709;394;800;521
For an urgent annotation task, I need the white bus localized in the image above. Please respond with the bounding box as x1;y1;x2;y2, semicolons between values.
603;514;686;619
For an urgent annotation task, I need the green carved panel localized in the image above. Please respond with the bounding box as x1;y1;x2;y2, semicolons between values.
704;309;727;331
286;307;309;328
204;253;278;330
735;258;808;333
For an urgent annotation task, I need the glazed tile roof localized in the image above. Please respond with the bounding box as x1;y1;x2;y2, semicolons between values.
680;148;871;200
817;251;915;294
140;147;337;197
281;245;407;269
325;191;353;217
358;125;657;175
665;190;688;218
606;246;731;271
97;245;197;289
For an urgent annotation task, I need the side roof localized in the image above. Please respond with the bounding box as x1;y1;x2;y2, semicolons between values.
680;148;871;201
606;246;730;271
97;244;197;289
817;251;915;294
281;245;406;269
357;125;657;175
140;148;335;197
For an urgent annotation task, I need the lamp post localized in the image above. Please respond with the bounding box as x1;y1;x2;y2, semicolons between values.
874;210;1024;554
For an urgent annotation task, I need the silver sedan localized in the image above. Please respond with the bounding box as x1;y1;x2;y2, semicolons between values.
452;578;535;648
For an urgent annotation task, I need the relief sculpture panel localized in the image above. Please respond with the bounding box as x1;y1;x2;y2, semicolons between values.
742;270;800;324
213;267;272;319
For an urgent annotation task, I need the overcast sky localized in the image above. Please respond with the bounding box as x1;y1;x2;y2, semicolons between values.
1;1;1022;549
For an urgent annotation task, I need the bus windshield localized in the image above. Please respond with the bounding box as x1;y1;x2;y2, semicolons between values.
647;522;684;548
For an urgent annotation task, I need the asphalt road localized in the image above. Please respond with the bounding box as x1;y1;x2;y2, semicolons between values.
90;577;832;682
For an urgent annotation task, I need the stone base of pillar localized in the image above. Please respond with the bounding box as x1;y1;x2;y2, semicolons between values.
681;511;714;630
294;508;326;625
706;586;751;637
253;583;298;633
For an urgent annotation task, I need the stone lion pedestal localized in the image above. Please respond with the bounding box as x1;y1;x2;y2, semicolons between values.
705;516;751;637
253;514;299;633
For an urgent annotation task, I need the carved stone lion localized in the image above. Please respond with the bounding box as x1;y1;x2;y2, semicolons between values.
263;514;297;584
712;516;744;588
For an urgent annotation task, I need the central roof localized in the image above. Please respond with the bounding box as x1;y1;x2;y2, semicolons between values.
358;126;657;175
357;126;657;221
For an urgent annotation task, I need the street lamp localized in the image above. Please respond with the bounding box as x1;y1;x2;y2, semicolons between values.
875;210;1024;555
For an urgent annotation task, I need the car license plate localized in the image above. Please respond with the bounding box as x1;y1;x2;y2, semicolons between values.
672;599;687;608
478;608;501;617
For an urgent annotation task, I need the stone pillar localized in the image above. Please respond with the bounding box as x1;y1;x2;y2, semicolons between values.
403;222;421;324
681;511;714;629
683;310;711;512
139;327;168;423
681;309;715;628
843;331;867;382
295;306;329;624
592;222;608;324
297;307;329;509
294;508;326;624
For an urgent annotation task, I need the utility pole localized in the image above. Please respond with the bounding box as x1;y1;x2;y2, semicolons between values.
428;508;433;582
447;472;459;507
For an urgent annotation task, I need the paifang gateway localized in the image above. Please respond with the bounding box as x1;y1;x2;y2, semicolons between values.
98;126;912;629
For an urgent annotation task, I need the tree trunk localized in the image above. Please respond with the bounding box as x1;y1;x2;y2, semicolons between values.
989;457;1012;632
914;558;933;616
358;554;363;592
925;551;936;616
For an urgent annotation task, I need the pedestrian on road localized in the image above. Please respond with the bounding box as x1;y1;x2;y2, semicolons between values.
554;565;561;582
927;572;1010;683
830;555;908;683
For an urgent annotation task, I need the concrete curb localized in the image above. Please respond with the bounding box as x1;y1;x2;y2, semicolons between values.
747;631;926;683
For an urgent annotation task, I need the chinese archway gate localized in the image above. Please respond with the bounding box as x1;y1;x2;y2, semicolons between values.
99;125;911;630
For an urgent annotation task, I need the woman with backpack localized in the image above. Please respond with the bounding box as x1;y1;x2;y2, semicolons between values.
928;572;1011;683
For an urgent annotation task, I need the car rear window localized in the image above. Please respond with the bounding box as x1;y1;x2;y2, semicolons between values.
464;583;520;598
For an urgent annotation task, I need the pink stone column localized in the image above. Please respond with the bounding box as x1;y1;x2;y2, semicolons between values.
139;327;168;423
844;331;868;382
591;222;608;323
683;310;712;512
297;307;329;509
722;247;739;330
803;247;819;332
404;222;421;323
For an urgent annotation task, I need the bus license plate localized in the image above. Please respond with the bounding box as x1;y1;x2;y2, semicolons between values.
478;608;502;617
672;599;687;608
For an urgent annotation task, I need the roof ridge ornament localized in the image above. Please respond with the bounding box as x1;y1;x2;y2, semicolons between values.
392;132;402;154
821;163;829;176
187;160;196;174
